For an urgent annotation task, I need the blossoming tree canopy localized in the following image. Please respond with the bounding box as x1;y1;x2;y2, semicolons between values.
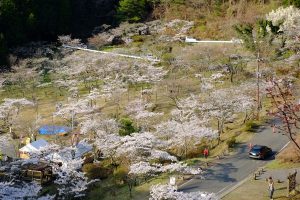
149;184;218;200
266;6;300;39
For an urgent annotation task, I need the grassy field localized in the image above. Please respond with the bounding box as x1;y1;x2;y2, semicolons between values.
223;178;300;200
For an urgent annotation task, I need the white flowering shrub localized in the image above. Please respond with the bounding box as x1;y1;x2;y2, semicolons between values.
266;6;300;39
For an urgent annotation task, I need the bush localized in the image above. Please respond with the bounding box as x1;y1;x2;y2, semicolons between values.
292;69;300;78
186;149;203;159
117;0;149;22
88;33;111;48
161;53;175;65
82;163;113;179
113;166;128;184
276;67;291;75
131;35;145;43
283;0;300;8
226;137;236;148
118;117;137;136
244;121;260;132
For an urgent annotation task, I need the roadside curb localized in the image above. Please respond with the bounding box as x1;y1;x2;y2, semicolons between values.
219;141;291;199
218;175;251;198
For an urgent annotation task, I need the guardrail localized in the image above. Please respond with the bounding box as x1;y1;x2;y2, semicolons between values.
185;37;243;44
62;45;160;62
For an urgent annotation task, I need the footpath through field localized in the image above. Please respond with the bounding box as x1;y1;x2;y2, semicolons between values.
178;123;289;198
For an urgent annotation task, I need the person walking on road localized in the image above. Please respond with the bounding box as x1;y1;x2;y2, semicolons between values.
268;176;275;200
203;148;209;159
248;143;253;152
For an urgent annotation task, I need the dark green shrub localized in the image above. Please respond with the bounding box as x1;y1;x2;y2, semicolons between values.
82;163;113;179
226;137;236;148
283;0;300;8
244;121;260;132
186;149;203;159
119;117;137;136
162;53;175;65
117;0;148;22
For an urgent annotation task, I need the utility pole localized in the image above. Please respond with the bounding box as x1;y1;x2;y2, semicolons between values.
71;110;75;130
256;50;261;120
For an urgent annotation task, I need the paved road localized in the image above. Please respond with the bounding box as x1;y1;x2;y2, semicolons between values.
179;123;289;197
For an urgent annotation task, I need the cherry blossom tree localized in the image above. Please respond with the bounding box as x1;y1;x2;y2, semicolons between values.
80;117;118;136
126;62;167;84
0;98;34;117
266;78;300;152
53;157;92;198
199;87;254;143
58;35;86;48
94;131;122;166
0;181;54;200
0;133;17;157
150;184;217;200
0;98;34;131
85;88;100;107
126;99;163;131
129;162;202;177
0;142;92;199
155;117;217;158
266;6;300;40
54;98;95;129
196;73;224;93
116;132;165;163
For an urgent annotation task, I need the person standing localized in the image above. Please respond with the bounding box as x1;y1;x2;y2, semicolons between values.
268;176;275;200
203;148;209;159
0;151;2;166
248;143;253;151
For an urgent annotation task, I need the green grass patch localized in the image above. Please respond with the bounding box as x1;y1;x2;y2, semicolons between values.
265;160;300;170
243;120;261;132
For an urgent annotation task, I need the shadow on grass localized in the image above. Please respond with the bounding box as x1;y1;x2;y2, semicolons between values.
275;186;287;191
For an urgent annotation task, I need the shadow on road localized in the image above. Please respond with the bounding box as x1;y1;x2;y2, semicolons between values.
204;162;237;183
236;144;248;154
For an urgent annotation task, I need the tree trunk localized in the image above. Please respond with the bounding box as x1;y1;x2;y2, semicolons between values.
217;120;221;144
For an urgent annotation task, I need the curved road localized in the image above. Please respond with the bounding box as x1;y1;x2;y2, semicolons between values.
179;122;289;198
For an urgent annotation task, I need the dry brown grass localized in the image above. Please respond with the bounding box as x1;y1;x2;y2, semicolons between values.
278;136;300;163
153;1;281;40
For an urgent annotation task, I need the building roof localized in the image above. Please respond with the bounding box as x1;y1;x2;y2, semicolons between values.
19;139;49;152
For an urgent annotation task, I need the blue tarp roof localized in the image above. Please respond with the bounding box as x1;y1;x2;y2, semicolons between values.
39;125;71;135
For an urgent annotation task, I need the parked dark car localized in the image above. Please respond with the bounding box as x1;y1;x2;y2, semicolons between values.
249;145;272;159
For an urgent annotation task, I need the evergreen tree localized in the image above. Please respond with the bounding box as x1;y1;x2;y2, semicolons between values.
119;118;137;136
117;0;149;22
284;0;300;8
0;33;8;68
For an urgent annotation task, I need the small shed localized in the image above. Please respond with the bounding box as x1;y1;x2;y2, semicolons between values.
38;125;71;136
19;139;49;159
20;162;53;184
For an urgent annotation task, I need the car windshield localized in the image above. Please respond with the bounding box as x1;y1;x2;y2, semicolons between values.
251;146;263;153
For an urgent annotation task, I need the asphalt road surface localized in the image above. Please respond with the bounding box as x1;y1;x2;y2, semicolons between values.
179;123;289;197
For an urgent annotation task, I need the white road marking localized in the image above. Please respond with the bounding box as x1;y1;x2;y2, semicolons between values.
277;141;290;154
